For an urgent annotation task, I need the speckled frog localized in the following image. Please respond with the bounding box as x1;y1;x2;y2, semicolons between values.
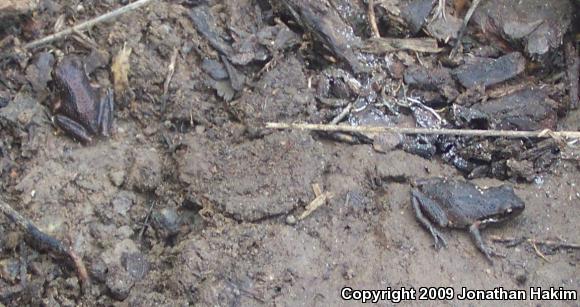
52;57;113;143
410;178;525;263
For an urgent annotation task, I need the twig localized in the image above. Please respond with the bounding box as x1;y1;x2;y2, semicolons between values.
406;97;444;126
367;0;380;38
330;103;352;124
490;235;580;261
565;41;579;109
449;0;482;58
163;48;178;97
21;0;157;51
161;47;179;109
139;200;156;240
299;191;332;220
363;37;442;54
531;242;550;262
265;122;580;140
312;183;323;197
0;199;89;294
529;239;580;250
19;242;28;288
71;29;99;50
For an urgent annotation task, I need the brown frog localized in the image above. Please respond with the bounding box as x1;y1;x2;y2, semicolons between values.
411;178;525;263
52;57;113;143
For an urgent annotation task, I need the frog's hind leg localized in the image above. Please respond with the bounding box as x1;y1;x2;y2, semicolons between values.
54;115;93;143
411;190;448;249
468;222;498;264
97;89;114;137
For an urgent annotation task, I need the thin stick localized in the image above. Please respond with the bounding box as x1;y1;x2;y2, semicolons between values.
449;0;482;58
139;200;156;240
22;0;157;50
265;122;580;140
299;192;332;220
531;241;550;262
367;0;380;38
0;199;89;294
163;48;178;97
491;235;580;253
161;47;179;109
330;103;352;124
529;239;580;250
565;41;579;109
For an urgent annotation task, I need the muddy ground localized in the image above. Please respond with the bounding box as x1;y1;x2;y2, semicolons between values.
0;0;579;306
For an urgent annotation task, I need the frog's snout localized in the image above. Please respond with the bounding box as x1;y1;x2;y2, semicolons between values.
506;200;525;217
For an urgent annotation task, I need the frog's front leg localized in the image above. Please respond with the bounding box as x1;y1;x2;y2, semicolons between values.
54;115;93;143
468;222;498;264
411;189;448;249
97;89;114;137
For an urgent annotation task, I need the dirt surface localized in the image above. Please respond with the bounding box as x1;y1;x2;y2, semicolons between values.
0;0;579;306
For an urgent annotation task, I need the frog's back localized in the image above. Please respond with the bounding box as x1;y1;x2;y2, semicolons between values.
54;58;100;133
418;179;519;228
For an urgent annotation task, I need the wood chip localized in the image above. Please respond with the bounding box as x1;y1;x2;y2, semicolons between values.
299;191;332;220
362;37;443;54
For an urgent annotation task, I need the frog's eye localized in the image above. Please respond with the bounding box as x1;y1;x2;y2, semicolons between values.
506;208;512;213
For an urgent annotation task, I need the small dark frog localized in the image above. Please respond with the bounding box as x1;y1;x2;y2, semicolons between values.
410;178;525;263
52;57;113;143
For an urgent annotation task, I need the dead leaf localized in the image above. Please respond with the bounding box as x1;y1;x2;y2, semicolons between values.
111;44;133;106
112;44;131;92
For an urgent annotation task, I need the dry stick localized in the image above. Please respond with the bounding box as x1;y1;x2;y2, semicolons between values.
21;0;157;51
299;192;332;220
530;242;550;262
367;0;380;38
491;235;580;248
565;41;579;109
330;103;352;125
0;199;89;294
529;239;580;250
491;235;580;261
162;47;179;105
265;122;580;140
449;0;483;58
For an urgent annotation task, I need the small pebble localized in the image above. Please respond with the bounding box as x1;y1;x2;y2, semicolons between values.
106;267;134;301
115;225;134;239
64;277;80;292
111;191;135;216
90;258;108;283
122;252;149;280
143;125;158;136
109;170;126;187
127;148;162;192
152;208;180;238
343;267;355;280
285;215;296;225
195;125;205;134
